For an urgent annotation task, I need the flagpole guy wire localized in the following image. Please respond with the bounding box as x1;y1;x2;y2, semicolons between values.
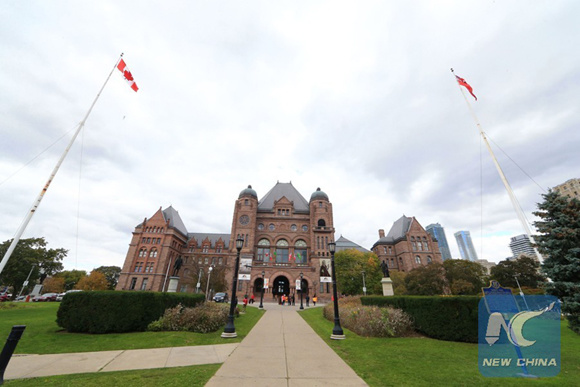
450;68;543;262
0;54;125;276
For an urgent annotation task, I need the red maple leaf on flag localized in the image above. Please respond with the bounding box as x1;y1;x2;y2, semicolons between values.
117;58;139;92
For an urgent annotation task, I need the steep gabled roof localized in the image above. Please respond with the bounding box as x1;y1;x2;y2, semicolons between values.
372;215;413;247
258;182;310;213
162;206;188;236
336;235;370;253
386;215;413;240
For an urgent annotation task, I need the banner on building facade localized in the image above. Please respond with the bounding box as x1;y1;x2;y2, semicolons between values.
238;258;252;280
320;259;332;283
264;278;269;289
296;279;301;290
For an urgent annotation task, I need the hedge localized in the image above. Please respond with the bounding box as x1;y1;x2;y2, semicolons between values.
361;296;480;343
57;291;206;333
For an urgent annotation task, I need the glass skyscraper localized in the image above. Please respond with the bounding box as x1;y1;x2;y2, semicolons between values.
454;230;478;262
426;223;452;261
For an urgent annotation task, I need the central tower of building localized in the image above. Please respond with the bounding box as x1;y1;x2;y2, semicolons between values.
230;182;335;300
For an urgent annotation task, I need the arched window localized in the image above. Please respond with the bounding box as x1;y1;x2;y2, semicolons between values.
276;239;289;263
150;249;158;258
427;256;432;264
139;248;147;257
317;219;326;227
257;238;270;262
415;256;421;264
294;240;307;263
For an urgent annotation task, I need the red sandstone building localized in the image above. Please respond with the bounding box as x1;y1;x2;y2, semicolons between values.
116;182;442;298
117;182;336;299
371;215;443;272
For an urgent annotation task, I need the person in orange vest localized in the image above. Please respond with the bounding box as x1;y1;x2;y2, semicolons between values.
312;294;317;306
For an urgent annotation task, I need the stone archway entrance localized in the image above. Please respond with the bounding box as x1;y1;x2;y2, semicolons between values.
272;276;290;298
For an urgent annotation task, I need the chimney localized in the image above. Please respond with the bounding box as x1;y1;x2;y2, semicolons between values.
379;229;385;238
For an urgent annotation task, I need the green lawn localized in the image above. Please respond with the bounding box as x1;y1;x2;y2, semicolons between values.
0;302;264;354
4;364;220;387
300;307;580;387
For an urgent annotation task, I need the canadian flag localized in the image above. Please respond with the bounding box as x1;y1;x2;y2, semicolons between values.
117;59;139;92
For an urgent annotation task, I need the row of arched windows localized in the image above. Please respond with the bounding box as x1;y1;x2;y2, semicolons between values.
256;238;308;263
138;248;158;258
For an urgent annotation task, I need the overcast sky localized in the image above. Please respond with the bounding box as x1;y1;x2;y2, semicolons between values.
1;1;579;273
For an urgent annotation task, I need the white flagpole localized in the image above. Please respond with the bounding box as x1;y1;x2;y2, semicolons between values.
451;69;543;262
0;54;125;276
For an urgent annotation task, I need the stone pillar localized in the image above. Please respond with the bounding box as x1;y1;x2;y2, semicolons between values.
381;277;394;296
167;276;179;293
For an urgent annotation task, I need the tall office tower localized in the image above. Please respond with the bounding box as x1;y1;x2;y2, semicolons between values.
426;223;452;261
553;178;580;200
509;234;536;259
454;230;478;262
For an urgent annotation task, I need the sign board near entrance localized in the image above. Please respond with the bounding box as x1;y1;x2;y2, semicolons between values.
238;258;252;280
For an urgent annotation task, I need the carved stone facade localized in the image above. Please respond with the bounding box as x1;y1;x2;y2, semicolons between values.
116;182;336;300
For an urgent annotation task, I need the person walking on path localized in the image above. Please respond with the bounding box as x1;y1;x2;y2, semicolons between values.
306;294;310;307
242;295;248;312
313;294;317;306
250;294;255;304
291;294;295;306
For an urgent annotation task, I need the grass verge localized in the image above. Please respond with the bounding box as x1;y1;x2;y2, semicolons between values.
300;307;580;386
0;302;264;354
4;364;220;386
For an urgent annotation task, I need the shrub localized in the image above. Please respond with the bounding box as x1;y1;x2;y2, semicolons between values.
362;295;479;343
323;296;413;337
148;303;229;333
57;291;205;333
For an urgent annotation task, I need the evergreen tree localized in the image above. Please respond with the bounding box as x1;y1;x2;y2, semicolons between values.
533;190;580;334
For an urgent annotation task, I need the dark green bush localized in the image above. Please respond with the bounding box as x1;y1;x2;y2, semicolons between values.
362;295;480;343
56;291;205;333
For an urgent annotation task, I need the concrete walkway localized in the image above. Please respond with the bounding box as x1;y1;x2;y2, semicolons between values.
4;343;238;380
5;303;367;386
206;303;367;386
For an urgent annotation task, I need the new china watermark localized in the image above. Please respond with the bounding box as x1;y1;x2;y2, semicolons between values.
478;281;560;378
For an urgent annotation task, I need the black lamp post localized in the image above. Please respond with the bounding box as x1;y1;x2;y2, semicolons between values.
259;270;265;309
299;272;304;310
328;242;345;339
222;236;244;338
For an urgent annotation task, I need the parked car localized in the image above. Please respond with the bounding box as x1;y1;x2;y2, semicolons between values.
33;293;59;302
56;289;82;301
213;292;228;302
0;293;11;302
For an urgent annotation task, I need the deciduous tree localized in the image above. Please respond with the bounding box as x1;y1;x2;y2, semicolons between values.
55;269;87;290
42;276;65;293
334;249;383;295
443;259;487;295
404;263;449;295
75;270;109;291
94;266;121;290
0;237;66;296
489;255;545;288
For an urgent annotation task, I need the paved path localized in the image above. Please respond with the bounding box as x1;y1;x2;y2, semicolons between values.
4;344;238;380
5;303;367;386
206;303;367;386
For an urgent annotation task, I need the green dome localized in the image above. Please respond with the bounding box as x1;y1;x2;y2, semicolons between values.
239;185;257;199
310;187;329;201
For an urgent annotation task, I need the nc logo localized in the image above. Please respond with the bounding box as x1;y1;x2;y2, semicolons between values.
485;302;555;347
